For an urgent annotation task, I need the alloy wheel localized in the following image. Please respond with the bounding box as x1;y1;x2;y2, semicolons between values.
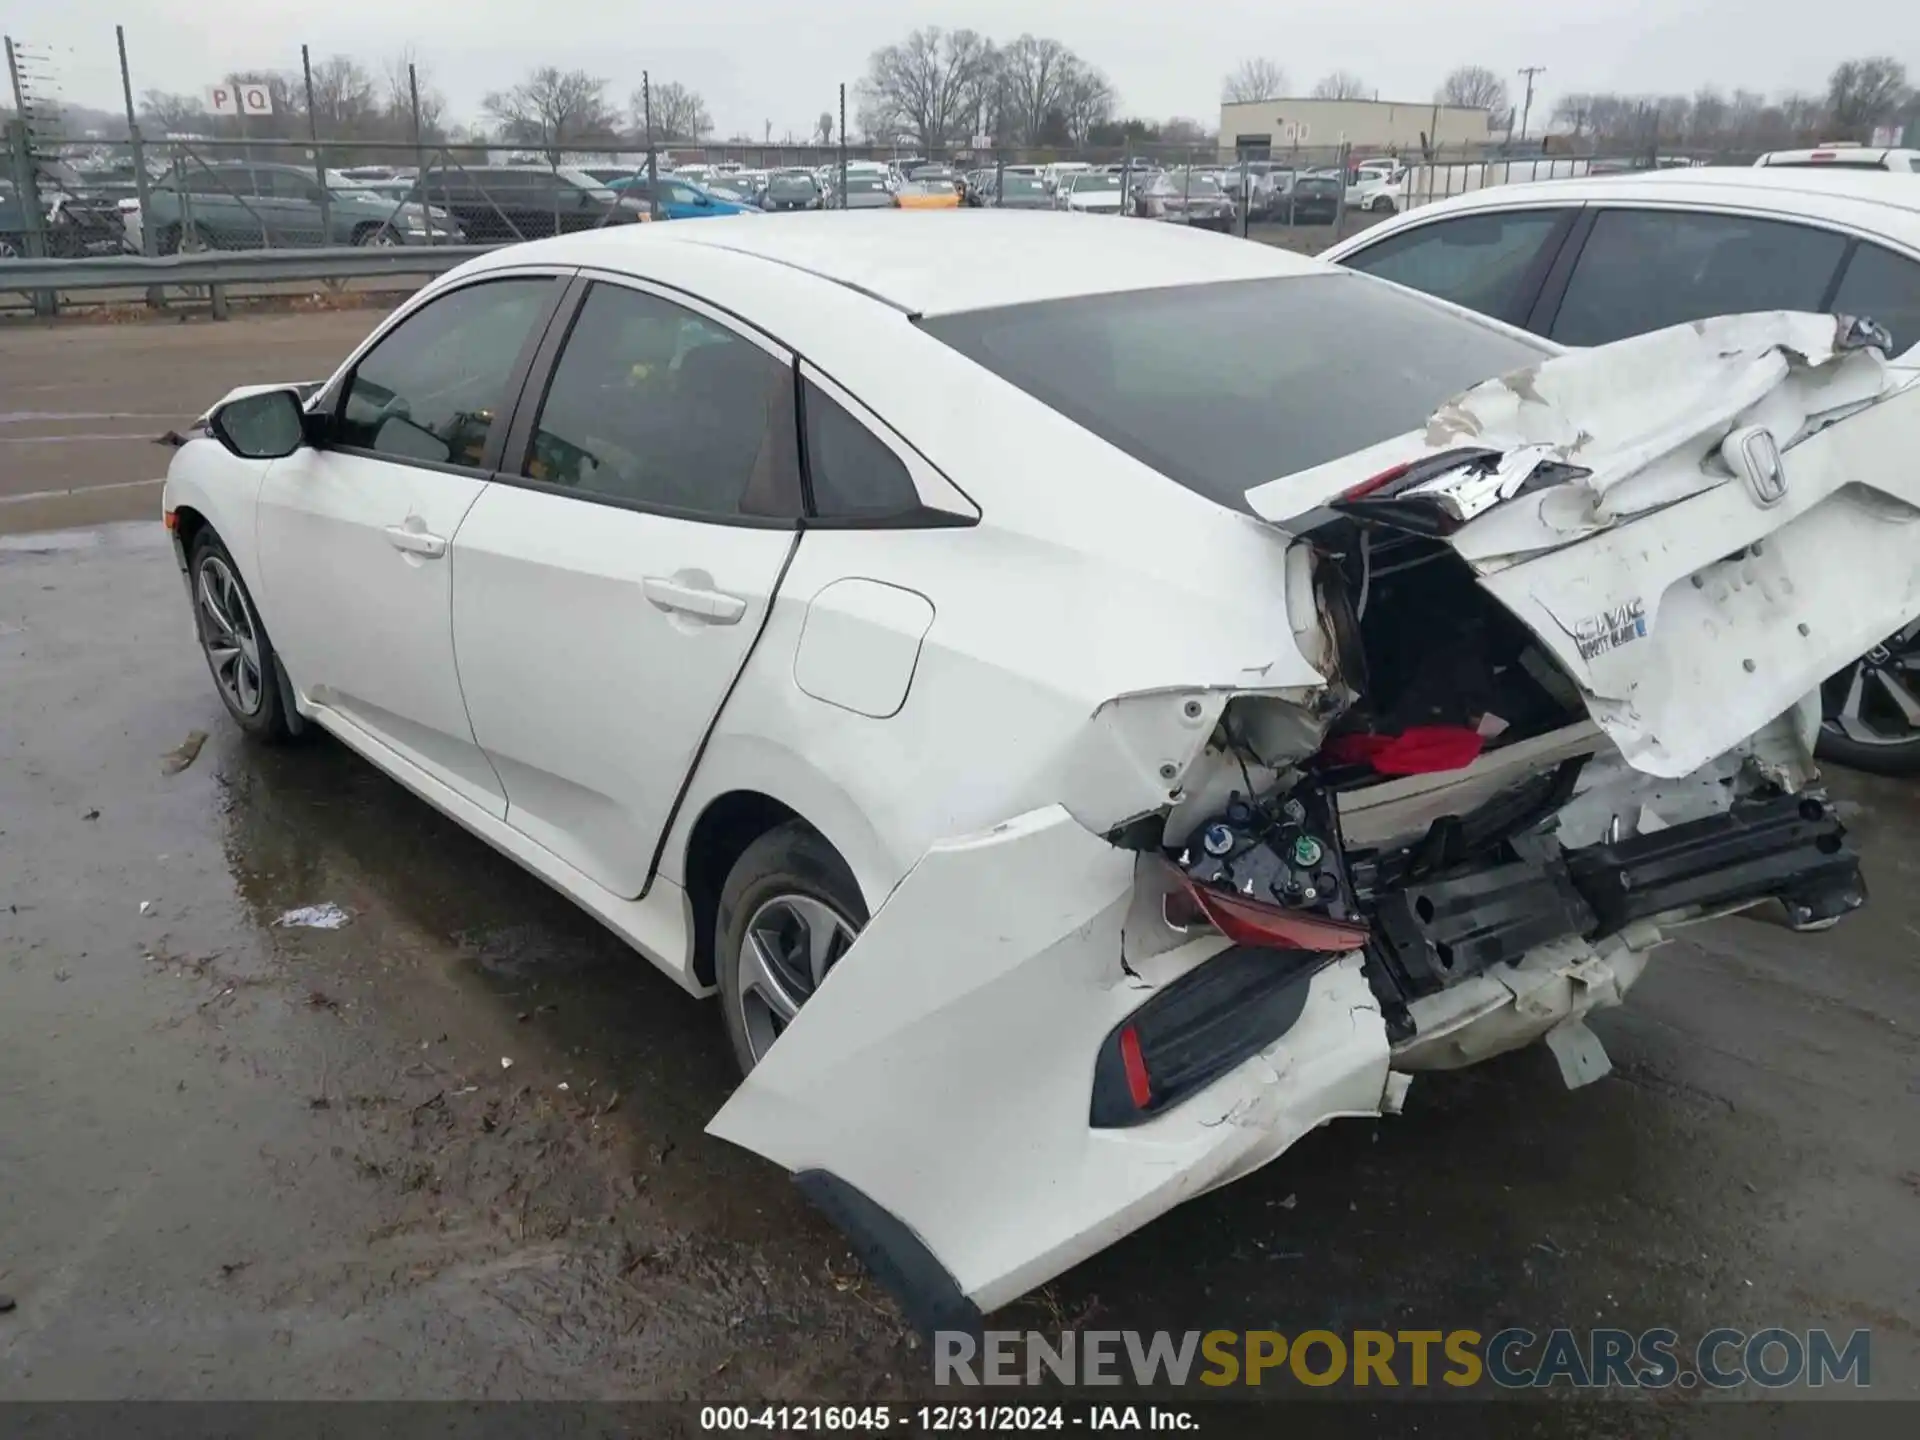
196;554;265;717
1821;620;1920;749
734;892;858;1064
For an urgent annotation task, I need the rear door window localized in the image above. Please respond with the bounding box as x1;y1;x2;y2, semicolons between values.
920;273;1547;511
1338;209;1567;324
1829;242;1920;356
261;169;319;201
521;282;800;519
185;168;247;197
1550;208;1849;347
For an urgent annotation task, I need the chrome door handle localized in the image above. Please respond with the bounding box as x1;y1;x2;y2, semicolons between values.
642;576;747;624
383;525;447;559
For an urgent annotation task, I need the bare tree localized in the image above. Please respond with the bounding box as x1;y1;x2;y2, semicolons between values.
816;111;835;145
384;49;447;138
997;34;1080;145
1222;58;1285;104
1777;92;1831;140
1551;92;1593;137
1689;87;1728;142
634;81;711;141
303;55;380;138
1437;64;1510;116
1058;64;1116;145
483;66;615;153
1311;72;1368;101
1827;56;1909;138
1549;85;1842;152
1160;117;1214;146
856;26;997;153
138;89;212;137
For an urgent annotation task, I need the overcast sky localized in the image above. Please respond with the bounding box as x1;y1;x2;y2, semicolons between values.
6;0;1913;138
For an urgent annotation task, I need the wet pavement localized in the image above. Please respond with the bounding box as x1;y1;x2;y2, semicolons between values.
2;522;1916;1412
0;311;382;534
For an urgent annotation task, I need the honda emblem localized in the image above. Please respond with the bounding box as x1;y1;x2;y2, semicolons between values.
1723;426;1788;508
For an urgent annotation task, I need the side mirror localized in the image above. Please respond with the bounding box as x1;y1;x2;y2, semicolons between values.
208;388;308;460
695;192;712;207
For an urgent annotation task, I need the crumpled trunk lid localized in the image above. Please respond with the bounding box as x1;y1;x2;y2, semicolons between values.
1247;313;1920;777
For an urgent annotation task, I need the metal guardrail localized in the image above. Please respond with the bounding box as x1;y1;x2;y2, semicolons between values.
0;244;494;297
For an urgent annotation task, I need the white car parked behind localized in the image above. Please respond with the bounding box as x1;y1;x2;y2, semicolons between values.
1320;166;1920;774
164;212;1919;1331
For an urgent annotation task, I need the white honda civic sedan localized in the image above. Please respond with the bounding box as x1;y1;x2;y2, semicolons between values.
164;212;1920;1332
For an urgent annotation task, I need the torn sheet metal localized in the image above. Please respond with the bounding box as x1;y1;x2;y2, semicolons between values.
708;805;1390;1316
1476;388;1920;776
1246;311;1903;559
1249;313;1920;779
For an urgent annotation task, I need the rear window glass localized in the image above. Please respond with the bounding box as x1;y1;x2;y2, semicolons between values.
919;274;1546;511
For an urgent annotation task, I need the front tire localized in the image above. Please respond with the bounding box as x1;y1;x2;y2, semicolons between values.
189;532;293;742
716;821;868;1076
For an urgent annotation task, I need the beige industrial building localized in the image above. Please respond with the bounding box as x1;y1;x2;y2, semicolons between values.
1219;97;1494;158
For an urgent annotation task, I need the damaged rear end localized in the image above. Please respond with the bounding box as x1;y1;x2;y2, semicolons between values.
711;312;1919;1332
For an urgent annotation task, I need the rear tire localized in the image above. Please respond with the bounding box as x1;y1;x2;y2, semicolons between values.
1816;628;1920;776
715;821;868;1076
1816;730;1920;776
188;531;294;742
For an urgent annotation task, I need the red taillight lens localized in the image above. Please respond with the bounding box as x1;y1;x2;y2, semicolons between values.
1118;1025;1152;1109
1339;461;1412;501
1177;870;1370;952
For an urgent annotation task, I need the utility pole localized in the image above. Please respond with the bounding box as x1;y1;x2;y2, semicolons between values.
302;45;332;247
642;72;659;221
408;64;430;244
1517;65;1546;142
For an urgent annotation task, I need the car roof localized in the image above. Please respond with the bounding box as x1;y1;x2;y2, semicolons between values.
1332;166;1920;253
472;210;1326;315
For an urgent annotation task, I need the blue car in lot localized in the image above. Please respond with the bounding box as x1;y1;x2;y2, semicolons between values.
606;173;756;219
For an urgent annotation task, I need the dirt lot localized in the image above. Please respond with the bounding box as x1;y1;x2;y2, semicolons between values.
0;310;386;534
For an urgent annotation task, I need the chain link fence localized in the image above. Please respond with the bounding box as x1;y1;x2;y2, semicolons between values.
2;26;1768;315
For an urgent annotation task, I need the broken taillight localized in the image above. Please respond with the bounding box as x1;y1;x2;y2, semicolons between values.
1090;946;1333;1127
1176;870;1370;952
1338;461;1412;502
